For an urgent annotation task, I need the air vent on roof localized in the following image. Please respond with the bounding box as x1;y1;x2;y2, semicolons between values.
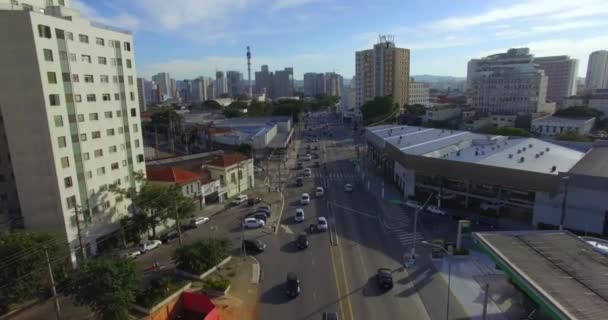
475;151;479;156
519;157;525;163
546;147;550;152
456;151;461;156
508;154;513;158
540;151;544;156
523;147;527;151
535;154;539;158
481;151;485;155
551;165;556;172
529;144;533;148
517;149;521;154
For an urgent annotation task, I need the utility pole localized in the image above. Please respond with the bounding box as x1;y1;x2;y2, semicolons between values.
45;248;61;320
73;206;86;261
482;283;489;320
174;192;183;247
278;157;282;192
559;176;570;231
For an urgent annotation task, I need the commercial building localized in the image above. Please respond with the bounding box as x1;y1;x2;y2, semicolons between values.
304;72;343;97
561;89;608;116
0;0;146;260
226;71;242;97
325;72;343;97
531;116;595;137
215;71;227;97
355;35;410;109
191;77;210;103
366;125;608;236
534;55;578;104
152;72;171;99
408;81;431;107
586;50;608;90
424;105;461;123
468;48;548;115
254;65;272;95
273;67;294;98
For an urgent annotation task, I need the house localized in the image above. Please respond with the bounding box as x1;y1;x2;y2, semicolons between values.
146;166;222;206
203;153;254;199
531;116;596;137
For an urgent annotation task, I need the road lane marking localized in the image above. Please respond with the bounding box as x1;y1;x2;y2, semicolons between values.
329;236;345;319
335;226;355;320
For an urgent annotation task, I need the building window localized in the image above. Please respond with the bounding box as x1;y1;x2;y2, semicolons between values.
38;25;51;38
238;170;243;180
62;72;70;82
130;108;136;117
83;152;90;160
79;133;87;141
59;51;67;60
84;74;94;83
134;139;140;148
109;145;117;153
85;171;92;179
74;94;81;102
102;94;111;101
126;59;132;68
118;127;123;134
47;72;57;84
69;53;76;62
86;94;96;102
130;92;135;101
81;55;91;63
136;154;144;163
116;110;122;117
119;75;124;83
111;58;117;66
60;156;70;168
107;128;115;136
98;56;107;65
122;160;127;167
117;58;122;66
66;195;76;209
77;114;84;122
112;76;118;83
57;136;66;148
100;75;109;83
97;167;105;176
64;177;73;188
72;74;79;82
231;173;236;184
43;49;53;61
91;131;101;139
133;124;138;132
78;34;89;43
111;162;119;170
55;28;65;39
65;94;73;103
114;93;120;101
104;111;113;119
54;115;63;127
128;76;134;85
94;149;103;157
89;113;98;121
124;41;131;51
219;175;225;187
95;37;104;46
49;94;60;106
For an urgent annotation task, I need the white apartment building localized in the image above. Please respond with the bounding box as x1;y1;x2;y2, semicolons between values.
0;0;145;263
136;77;149;113
586;50;608;90
408;81;430;107
151;72;170;99
468;48;548;115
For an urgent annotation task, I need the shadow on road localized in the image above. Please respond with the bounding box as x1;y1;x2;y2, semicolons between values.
259;283;291;305
279;240;301;253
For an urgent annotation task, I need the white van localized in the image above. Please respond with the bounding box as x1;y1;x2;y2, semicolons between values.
232;194;248;205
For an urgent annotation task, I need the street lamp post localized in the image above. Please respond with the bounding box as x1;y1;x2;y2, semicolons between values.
559;176;570;231
421;241;452;320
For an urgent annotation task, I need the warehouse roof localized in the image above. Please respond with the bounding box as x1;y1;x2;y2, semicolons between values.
475;231;608;320
569;146;608;178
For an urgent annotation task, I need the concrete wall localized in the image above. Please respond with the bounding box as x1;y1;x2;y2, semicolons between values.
206;159;254;198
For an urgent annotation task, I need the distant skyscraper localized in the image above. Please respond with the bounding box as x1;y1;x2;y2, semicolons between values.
586;50;608;90
215;71;227;96
152;72;171;98
137;78;149;112
466;59;480;91
192;77;210;102
255;65;272;96
169;78;177;98
325;72;343;97
355;35;410;109
226;71;243;97
304;73;325;97
534;56;578;103
273;67;294;98
468;48;548;115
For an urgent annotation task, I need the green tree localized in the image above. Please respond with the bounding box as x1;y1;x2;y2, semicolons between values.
247;101;271;117
403;104;426;115
494;127;532;137
202;100;222;110
554;106;603;118
64;258;140;320
361;95;398;125
223;107;244;118
555;131;593;142
227;101;248;110
0;231;69;313
173;238;231;275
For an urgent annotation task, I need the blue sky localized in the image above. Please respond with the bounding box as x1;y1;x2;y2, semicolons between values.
73;0;608;80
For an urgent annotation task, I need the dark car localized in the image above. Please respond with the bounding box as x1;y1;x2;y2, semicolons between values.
296;232;309;249
314;161;320;167
296;177;304;187
296;162;304;169
247;212;268;222
247;197;262;206
376;268;393;290
255;206;272;216
159;230;179;244
242;239;266;253
285;272;301;298
323;312;339;320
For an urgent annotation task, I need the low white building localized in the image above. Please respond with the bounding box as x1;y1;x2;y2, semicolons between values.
408;81;430;107
424;105;461;122
532;116;595;137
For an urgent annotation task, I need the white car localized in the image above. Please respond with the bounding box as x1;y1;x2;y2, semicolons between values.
120;248;141;259
189;216;209;228
480;202;502;211
304;168;312;177
242;217;265;229
344;184;353;192
405;200;421;209
303;154;312;161
254;166;264;173
316;217;328;231
426;205;447;216
294;208;305;222
301;193;311;205
315;186;324;197
139;239;162;253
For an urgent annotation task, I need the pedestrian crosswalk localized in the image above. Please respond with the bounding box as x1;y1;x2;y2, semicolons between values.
379;195;426;248
393;230;425;246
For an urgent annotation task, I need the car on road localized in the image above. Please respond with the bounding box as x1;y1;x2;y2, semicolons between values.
314;161;320;167
296;162;303;169
232;194;248;205
242;217;265;229
189;216;209;228
254;166;264;173
300;193;311;205
304;168;312;177
315;186;324;197
376;268;394;290
316;216;328;231
405;200;421;209
242;239;267;253
247;197;262;206
296;177;304;187
291;207;305;222
255;205;272;216
285;272;301;298
322;312;339;320
248;212;268;222
296;232;309;249
159;230;179;244
139;239;162;253
303;154;312;161
120;248;142;259
344;183;353;192
426;205;447;216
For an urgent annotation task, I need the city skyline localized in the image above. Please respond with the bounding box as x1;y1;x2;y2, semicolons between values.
73;0;608;79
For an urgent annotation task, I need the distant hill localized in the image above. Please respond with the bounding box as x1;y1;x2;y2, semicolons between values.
412;75;465;83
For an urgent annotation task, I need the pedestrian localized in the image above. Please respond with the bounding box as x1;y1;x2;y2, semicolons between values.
151;261;157;272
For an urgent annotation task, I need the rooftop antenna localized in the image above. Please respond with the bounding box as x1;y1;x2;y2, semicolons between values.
247;46;252;98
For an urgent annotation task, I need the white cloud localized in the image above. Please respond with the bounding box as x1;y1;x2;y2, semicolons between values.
72;0;140;31
271;0;327;10
532;20;608;32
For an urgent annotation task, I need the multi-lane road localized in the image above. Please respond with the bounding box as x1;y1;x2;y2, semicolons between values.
257;112;430;320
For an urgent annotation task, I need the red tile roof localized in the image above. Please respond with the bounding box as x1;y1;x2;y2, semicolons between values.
205;153;249;168
146;166;201;185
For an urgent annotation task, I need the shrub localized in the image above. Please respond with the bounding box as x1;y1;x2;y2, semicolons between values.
173;238;231;275
135;276;186;308
202;277;230;292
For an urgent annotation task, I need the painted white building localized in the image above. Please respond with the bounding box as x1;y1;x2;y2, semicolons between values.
0;0;146;262
586;50;608;90
408;81;430;107
532;116;595;137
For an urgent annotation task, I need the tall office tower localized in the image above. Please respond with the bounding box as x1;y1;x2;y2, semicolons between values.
215;71;227;96
169;78;176;98
0;0;146;263
325;72;343;97
179;79;193;102
192;77;210;102
469;48;548;115
586;50;608;90
137;78;148;112
226;71;243;97
152;72;171;99
303;73;325;97
273;68;294;98
355;35;410;109
466;59;480;91
255;65;272;96
534;56;578;104
207;81;216;100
